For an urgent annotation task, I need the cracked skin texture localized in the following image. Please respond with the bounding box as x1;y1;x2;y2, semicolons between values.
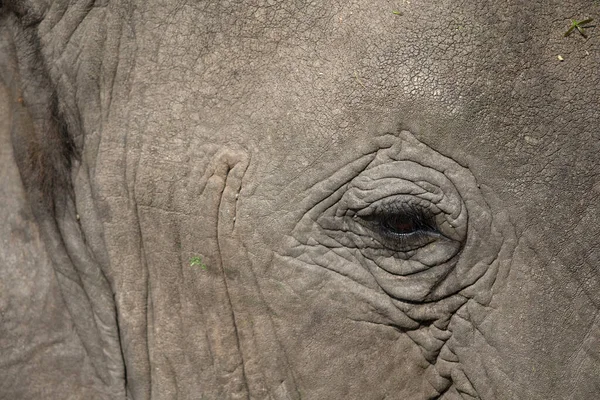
1;0;599;399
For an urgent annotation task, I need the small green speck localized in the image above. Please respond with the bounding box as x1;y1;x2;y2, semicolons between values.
190;256;207;270
392;10;402;15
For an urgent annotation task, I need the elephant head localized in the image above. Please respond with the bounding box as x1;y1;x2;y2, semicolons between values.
1;0;599;398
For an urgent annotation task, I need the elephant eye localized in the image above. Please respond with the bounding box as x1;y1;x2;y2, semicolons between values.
382;213;420;235
359;202;440;249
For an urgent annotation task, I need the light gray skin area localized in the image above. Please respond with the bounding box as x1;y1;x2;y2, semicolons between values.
1;0;599;399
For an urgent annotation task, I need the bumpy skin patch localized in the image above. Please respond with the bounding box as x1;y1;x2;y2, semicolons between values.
3;0;598;398
282;131;515;397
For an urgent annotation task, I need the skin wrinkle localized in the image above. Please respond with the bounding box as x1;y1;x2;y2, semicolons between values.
276;251;419;330
355;162;466;224
241;247;301;399
565;313;600;380
200;162;248;398
118;69;153;398
331;230;448;265
289;244;376;290
55;201;125;378
286;141;389;199
214;162;251;399
212;149;303;399
131;195;152;398
371;248;462;277
292;155;377;214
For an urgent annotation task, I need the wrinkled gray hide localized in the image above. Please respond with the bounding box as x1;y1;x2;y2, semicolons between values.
1;0;599;399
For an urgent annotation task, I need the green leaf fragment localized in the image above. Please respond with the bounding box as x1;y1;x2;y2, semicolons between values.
564;18;594;38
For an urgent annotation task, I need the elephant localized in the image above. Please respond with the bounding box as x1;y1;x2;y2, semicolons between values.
1;0;599;398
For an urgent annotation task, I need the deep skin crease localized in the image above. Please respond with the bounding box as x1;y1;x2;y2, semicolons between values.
1;0;599;399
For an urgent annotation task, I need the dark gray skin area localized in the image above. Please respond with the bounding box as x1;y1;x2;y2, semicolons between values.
1;0;599;398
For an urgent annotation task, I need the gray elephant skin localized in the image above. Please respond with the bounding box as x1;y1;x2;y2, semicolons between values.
1;0;599;399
